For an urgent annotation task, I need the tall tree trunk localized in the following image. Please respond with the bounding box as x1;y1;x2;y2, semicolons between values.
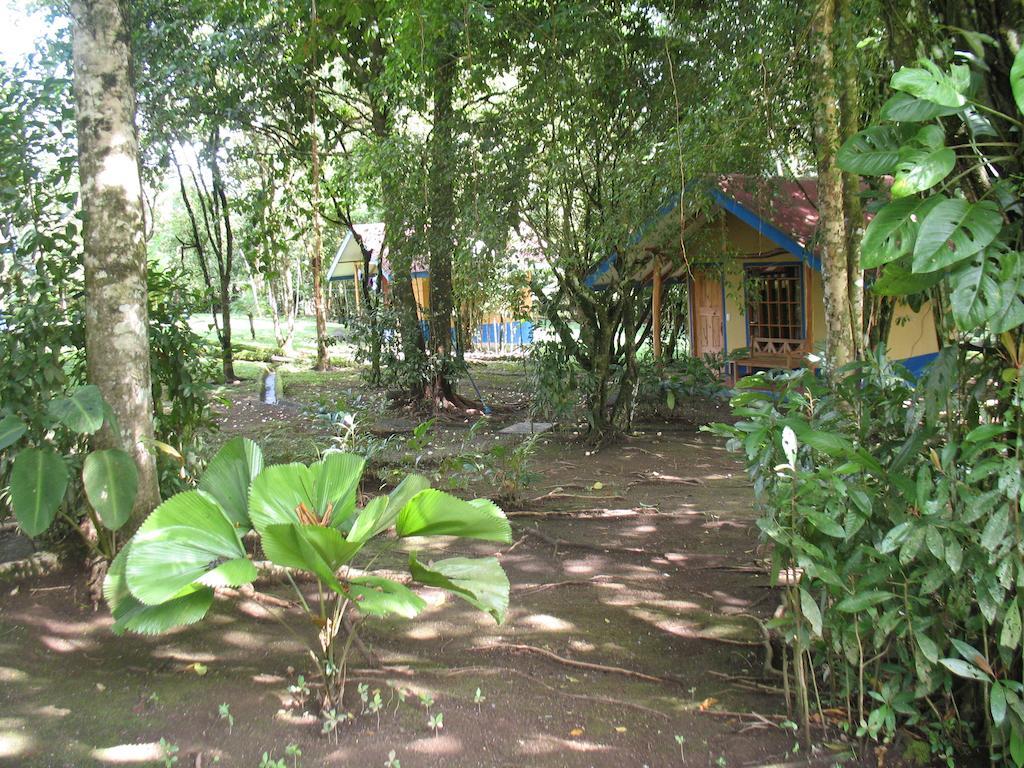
209;136;236;382
811;0;856;370
426;43;458;403
309;1;329;372
70;0;160;525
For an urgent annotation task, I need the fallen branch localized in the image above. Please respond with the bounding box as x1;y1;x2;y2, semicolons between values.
513;524;649;555
472;642;672;686
508;507;652;520
628;472;704;487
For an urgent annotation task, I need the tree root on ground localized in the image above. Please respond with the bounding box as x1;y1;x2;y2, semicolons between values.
513;524;648;554
471;642;672;686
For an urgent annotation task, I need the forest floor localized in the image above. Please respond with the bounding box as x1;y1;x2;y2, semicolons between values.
0;360;865;767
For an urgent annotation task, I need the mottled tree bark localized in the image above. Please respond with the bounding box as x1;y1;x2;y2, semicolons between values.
811;0;856;370
309;0;329;372
426;43;459;404
71;0;160;523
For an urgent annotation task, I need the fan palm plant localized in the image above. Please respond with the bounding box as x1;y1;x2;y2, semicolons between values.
105;437;511;708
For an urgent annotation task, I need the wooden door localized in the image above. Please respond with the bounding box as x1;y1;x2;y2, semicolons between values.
692;271;724;357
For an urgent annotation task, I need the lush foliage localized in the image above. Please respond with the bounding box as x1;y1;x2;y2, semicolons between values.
106;438;512;708
1;386;139;557
714;40;1024;764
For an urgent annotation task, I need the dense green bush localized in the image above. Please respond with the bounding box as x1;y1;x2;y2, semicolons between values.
713;43;1024;765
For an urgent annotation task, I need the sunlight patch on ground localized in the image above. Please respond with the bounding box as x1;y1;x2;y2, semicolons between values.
0;666;27;682
406;624;440;640
40;634;95;653
150;647;218;663
523;613;575;632
91;742;163;763
516;734;615;755
407;733;463;755
33;704;70;718
0;718;30;759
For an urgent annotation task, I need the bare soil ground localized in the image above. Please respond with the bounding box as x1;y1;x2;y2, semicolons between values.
0;363;862;767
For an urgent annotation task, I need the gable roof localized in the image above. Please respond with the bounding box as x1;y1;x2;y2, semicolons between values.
583;175;824;288
327;223;387;281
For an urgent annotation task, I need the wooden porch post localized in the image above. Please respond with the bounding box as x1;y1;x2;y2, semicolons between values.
652;254;663;360
353;265;362;314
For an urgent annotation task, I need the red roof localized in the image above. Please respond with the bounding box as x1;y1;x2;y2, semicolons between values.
716;175;821;250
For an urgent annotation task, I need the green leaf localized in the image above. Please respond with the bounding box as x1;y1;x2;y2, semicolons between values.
104;546;214;636
891;61;969;108
992;683;1007;726
83;449;138;531
982;508;1009;552
347;474;431;544
248;453;365;535
945;539;963;573
260;523;344;590
1002;599;1022;650
801;430;854;457
916;631;939;664
348;576;426;618
126;490;255;605
47;385;106;434
1011;726;1024;768
836;590;894;613
397;490;511;543
949;253;1003;330
925;527;944;560
913;199;1003;272
198;437;263;529
891;142;955;198
836;126;906;175
879;521;911;554
805;510;845;538
0;414;27;451
872;262;944;296
1011;46;1024;116
939;658;990;681
409;554;510;623
799;588;822;637
879;92;961;122
861;197;934;269
10;447;69;537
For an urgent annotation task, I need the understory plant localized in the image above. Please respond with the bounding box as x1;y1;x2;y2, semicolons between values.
1;385;139;558
105;438;512;709
712;42;1024;765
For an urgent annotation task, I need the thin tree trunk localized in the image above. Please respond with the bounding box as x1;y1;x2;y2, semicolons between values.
427;43;458;404
811;0;856;370
71;0;160;525
309;0;329;372
838;0;864;359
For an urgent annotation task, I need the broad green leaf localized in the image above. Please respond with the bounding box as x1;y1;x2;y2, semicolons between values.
249;454;365;535
0;414;27;450
47;385;105;434
891;61;969;108
836;590;894;613
982;508;1009;552
104;547;214;636
258;523;357;591
913;199;1003;272
860;197;934;269
1012;46;1024;116
799;588;822;638
347;474;431;543
992;683;1008;727
348;576;426;618
409;554;510;623
950;253;1002;330
801;430;854;457
836;126;905;175
198;437;263;528
805;510;845;538
879;521;911;553
10;446;68;537
397;490;511;543
939;658;990;681
925;527;944;560
879;92;960;122
126;490;255;605
891;144;955;198
916;631;939;663
83;448;138;531
945;540;963;573
872;262;943;296
1002;599;1022;650
1011;725;1024;768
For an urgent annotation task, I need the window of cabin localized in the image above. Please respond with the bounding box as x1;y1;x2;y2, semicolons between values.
745;264;803;341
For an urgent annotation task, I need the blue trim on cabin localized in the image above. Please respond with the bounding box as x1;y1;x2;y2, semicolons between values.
896;351;939;379
411;270;430;279
707;188;822;273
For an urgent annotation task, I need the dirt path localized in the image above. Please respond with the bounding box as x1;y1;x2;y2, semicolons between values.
0;415;855;766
